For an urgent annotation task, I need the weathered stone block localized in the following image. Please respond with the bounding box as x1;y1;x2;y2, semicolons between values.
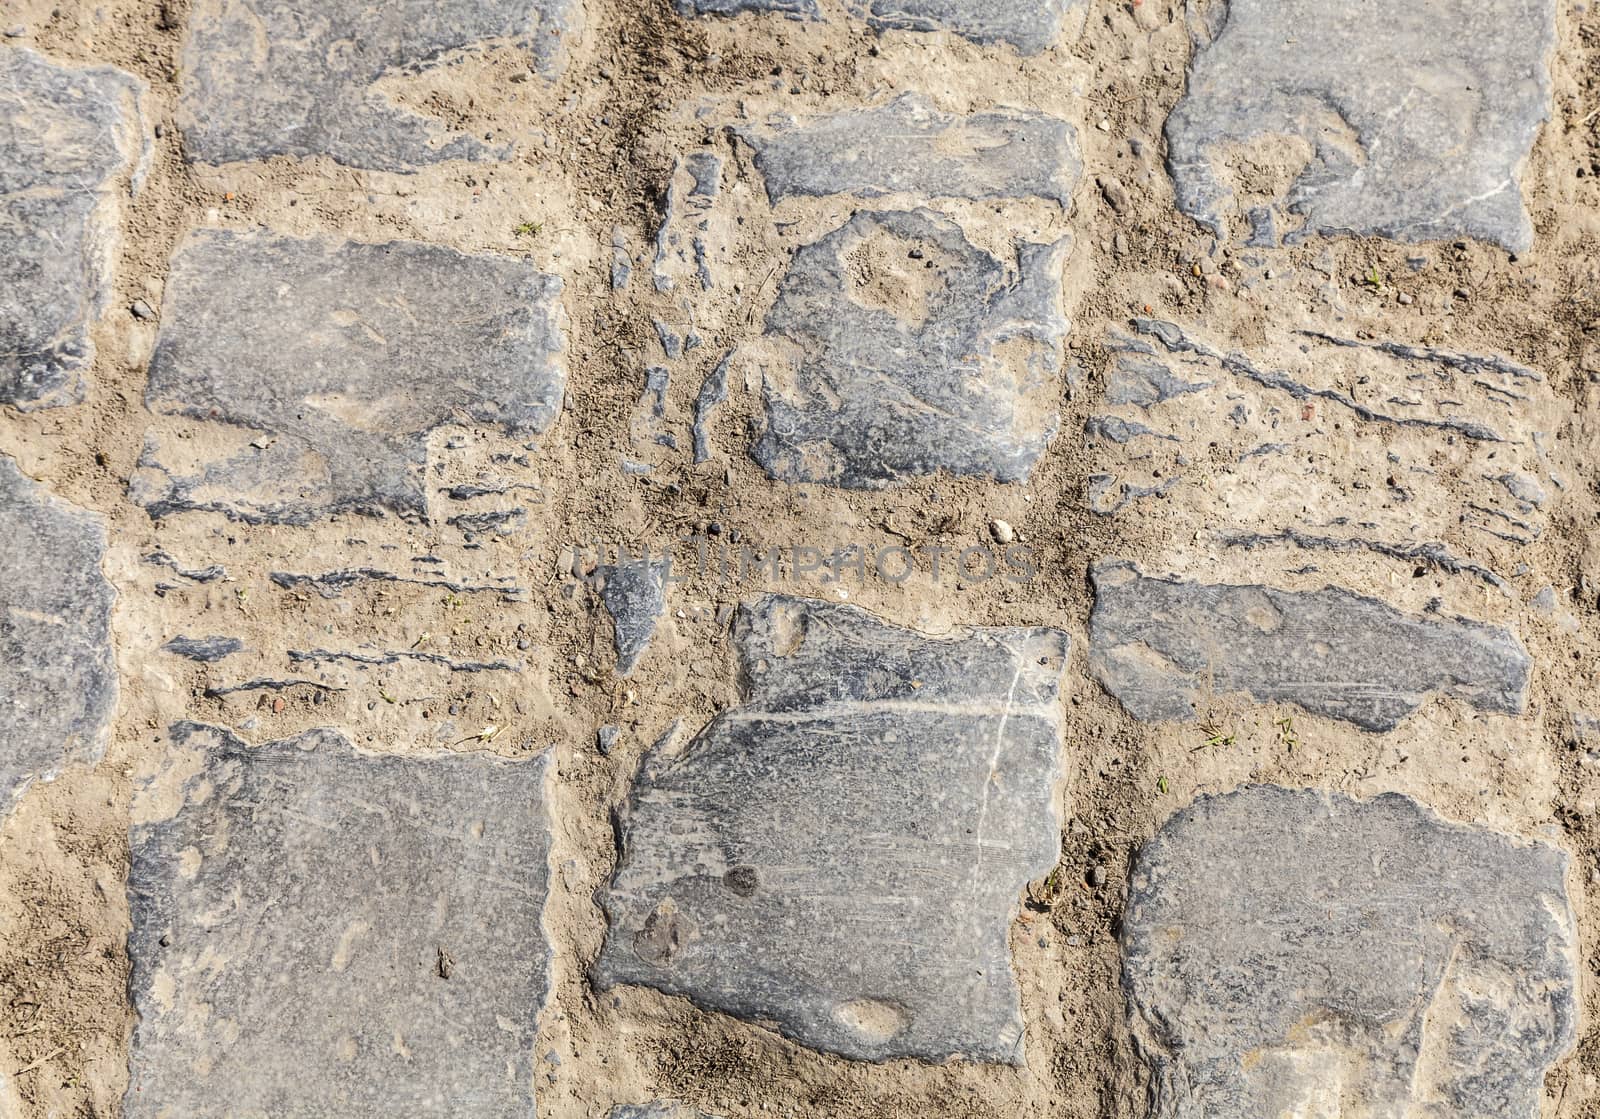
126;723;551;1117
1124;786;1578;1118
134;231;565;524
595;596;1066;1062
180;0;582;170
1089;561;1529;732
1165;0;1555;250
675;0;817;15
868;0;1074;54
1;48;146;408
738;94;1079;206
599;558;670;676
752;209;1067;488
0;457;117;809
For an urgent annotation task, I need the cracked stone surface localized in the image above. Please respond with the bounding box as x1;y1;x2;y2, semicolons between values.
0;456;118;809
1165;0;1556;251
1090;560;1530;732
132;230;565;524
1;47;147;409
179;0;582;170
751;209;1068;488
867;0;1076;54
1087;319;1563;587
1124;785;1578;1118
738;93;1080;207
675;0;817;15
599;558;671;676
160;635;243;663
595;595;1066;1062
126;723;551;1117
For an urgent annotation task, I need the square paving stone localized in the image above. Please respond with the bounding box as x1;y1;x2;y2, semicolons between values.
737;93;1079;207
133;230;565;525
180;0;581;170
1124;785;1578;1118
0;456;117;810
867;0;1076;54
1165;0;1555;250
1089;560;1529;732
595;595;1067;1063
126;723;552;1117
751;209;1068;488
1;47;147;409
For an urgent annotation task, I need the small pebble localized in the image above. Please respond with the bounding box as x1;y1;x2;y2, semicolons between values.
130;299;155;320
1397;292;1414;305
1088;865;1108;888
4;25;25;37
989;519;1016;545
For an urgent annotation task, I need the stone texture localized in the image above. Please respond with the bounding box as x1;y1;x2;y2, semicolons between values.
675;0;817;15
1;47;147;409
0;457;117;808
595;595;1066;1062
1165;0;1555;251
738;93;1079;207
1087;320;1563;587
752;209;1067;488
161;635;243;663
868;0;1074;54
126;723;551;1117
609;1106;723;1119
1124;785;1578;1118
653;152;724;293
599;558;670;676
1090;561;1529;732
179;0;581;170
133;231;565;524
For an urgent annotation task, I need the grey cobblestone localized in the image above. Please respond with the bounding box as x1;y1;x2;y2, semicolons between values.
1124;786;1578;1118
126;723;551;1117
595;596;1067;1062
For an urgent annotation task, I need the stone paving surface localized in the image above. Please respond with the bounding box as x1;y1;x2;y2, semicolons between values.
1167;0;1556;250
738;94;1080;206
133;230;565;524
1124;785;1578;1118
1;0;1594;1114
0;456;117;810
753;209;1068;487
126;723;551;1117
1;47;145;410
1090;560;1530;731
180;0;581;170
596;596;1067;1062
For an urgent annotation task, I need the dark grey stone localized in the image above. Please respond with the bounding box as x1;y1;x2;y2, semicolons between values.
595;595;1067;1062
1089;560;1529;732
1;48;147;409
692;350;732;463
599;558;670;676
868;0;1074;53
737;93;1079;207
609;1106;723;1119
0;456;117;807
162;635;243;662
1124;785;1577;1118
675;0;817;15
752;209;1067;488
1165;0;1555;251
179;0;581;170
126;723;551;1117
134;231;565;524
